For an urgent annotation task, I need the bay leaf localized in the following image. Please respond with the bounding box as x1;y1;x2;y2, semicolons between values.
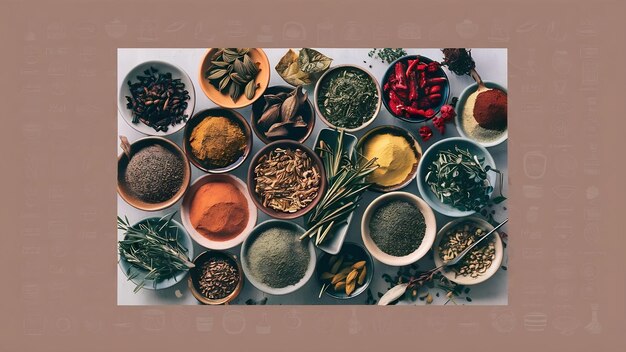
264;94;285;107
298;48;333;74
233;58;245;75
211;60;229;67
218;75;230;91
275;49;311;86
229;82;241;101
258;104;281;129
377;283;409;305
265;122;293;139
206;68;227;80
245;79;257;100
230;72;246;84
280;89;299;121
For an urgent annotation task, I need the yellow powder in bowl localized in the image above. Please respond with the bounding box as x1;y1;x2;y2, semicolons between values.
362;133;418;187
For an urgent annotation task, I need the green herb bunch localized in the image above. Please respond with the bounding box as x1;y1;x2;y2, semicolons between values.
302;129;378;245
118;213;195;293
425;146;505;212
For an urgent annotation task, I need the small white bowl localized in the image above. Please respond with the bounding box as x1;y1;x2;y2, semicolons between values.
454;81;508;148
361;192;437;266
433;217;504;285
118;217;193;290
118;60;196;136
241;220;316;295
180;174;257;250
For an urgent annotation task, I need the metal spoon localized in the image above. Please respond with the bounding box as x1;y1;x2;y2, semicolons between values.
444;218;508;268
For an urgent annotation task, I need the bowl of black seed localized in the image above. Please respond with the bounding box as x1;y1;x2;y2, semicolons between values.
117;136;191;211
361;191;437;266
188;250;243;305
240;220;316;295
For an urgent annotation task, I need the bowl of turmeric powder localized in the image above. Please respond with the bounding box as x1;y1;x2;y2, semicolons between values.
183;108;253;173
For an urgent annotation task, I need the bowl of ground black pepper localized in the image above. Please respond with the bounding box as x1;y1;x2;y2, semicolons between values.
117;136;191;211
240;220;316;295
183;108;252;173
188;250;243;305
361;191;437;266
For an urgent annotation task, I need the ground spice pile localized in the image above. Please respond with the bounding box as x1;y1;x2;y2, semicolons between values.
189;116;247;168
369;200;426;256
473;89;507;129
124;144;184;203
189;181;249;241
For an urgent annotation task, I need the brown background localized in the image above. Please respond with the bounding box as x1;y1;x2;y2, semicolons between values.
1;0;625;351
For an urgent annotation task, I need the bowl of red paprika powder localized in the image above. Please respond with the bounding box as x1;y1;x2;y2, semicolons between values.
381;55;450;123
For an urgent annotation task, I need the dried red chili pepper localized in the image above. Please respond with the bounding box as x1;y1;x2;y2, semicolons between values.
408;71;418;101
427;85;442;95
394;61;408;90
419;126;433;141
425;77;447;86
427;61;440;73
428;93;442;104
406;59;419;76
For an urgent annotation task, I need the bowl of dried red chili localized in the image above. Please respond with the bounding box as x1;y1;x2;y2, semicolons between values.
381;55;450;123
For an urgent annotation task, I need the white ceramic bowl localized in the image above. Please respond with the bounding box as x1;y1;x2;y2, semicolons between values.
180;174;257;250
416;137;496;217
118;60;196;136
361;192;437;266
118;217;194;290
454;81;508;148
433;217;504;285
240;220;316;295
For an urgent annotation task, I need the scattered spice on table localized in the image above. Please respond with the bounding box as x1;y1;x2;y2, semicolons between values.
256;86;309;140
189;116;247;168
189;181;249;241
124;66;190;132
383;56;446;120
438;223;496;278
317;67;378;129
361;132;419;188
425;146;500;212
245;226;309;288
196;256;240;300
368;200;426;257
253;147;320;213
205;48;260;102
461;88;507;143
123;144;185;203
368;48;407;64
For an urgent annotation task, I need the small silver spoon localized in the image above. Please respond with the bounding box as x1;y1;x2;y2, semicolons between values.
443;218;508;268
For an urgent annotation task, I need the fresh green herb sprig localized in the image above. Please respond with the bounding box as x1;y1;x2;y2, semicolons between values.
301;129;379;245
368;48;407;64
425;146;505;212
118;213;194;293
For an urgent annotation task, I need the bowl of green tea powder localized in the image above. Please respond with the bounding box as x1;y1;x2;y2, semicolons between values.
361;191;437;266
241;220;316;295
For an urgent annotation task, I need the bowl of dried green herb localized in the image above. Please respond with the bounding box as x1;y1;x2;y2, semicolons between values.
416;137;499;217
314;65;381;132
361;192;437;266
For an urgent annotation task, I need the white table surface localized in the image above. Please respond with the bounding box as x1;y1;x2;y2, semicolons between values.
117;48;508;305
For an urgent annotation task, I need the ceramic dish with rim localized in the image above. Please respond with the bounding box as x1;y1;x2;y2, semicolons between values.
314;64;382;133
182;108;253;173
247;140;327;220
361;191;437;266
188;250;243;305
310;128;358;255
118;60;195;136
180;174;257;250
316;242;374;299
250;85;315;144
416;137;497;217
118;217;194;290
381;55;449;123
198;48;270;109
240;220;316;295
356;125;422;192
433;217;504;285
117;136;191;212
455;81;508;148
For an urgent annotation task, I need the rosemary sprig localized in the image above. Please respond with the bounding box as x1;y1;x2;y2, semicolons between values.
301;129;379;246
118;213;195;293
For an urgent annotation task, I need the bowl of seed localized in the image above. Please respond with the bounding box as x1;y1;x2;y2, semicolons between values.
117;136;191;211
188;250;243;305
247;140;326;219
183;108;253;173
118;61;195;136
314;64;382;132
316;242;373;299
240;220;316;295
361;191;437;266
199;48;270;109
433;217;504;285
